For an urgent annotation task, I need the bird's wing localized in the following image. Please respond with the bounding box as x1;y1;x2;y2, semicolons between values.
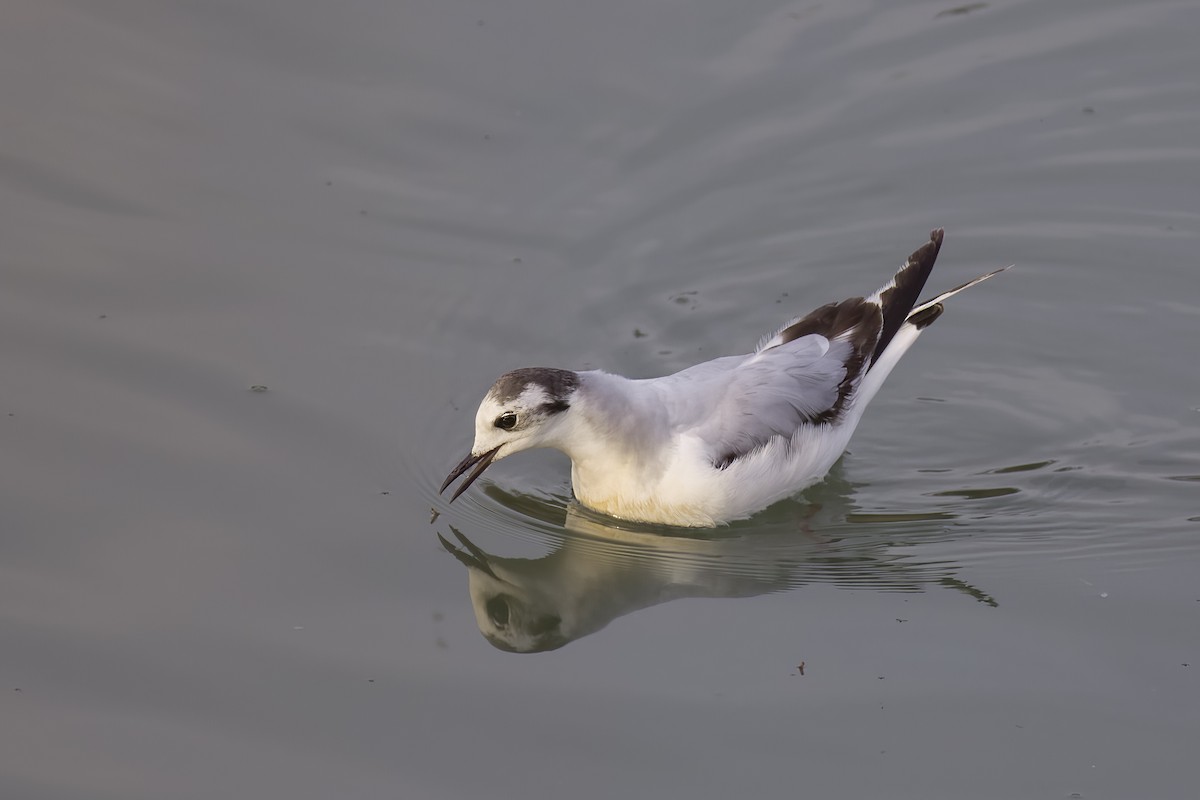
676;299;884;470
660;229;954;471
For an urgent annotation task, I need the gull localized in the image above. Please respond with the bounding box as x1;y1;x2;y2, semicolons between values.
440;229;1007;527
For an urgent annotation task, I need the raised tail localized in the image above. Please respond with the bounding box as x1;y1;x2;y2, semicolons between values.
854;236;1009;413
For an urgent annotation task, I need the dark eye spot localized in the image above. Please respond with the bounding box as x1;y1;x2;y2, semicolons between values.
486;596;510;628
495;412;517;430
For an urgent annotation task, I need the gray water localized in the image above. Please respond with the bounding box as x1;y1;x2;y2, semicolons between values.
3;1;1199;798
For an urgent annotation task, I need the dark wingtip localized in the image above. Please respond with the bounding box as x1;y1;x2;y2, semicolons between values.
869;228;945;367
909;228;944;270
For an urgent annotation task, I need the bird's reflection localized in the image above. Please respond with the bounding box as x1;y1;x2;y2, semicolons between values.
437;475;996;652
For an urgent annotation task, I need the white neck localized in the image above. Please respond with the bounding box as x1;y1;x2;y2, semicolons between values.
556;371;667;464
547;372;680;513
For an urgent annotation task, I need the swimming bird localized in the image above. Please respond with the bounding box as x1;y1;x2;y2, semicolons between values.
440;229;1006;527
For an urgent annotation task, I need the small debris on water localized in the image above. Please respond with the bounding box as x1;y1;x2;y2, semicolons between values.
249;385;269;393
1099;592;1108;598
935;2;988;18
633;328;647;338
430;507;441;524
669;290;698;308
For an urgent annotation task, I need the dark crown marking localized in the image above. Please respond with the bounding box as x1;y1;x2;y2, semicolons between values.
489;367;579;414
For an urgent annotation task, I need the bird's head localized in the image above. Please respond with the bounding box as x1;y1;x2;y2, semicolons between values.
440;367;580;501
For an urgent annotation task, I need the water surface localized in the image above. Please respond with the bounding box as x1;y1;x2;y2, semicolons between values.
2;1;1198;798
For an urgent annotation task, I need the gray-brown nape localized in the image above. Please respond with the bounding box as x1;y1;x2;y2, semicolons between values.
872;228;943;366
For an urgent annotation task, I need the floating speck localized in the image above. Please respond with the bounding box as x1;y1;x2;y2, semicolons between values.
1099;592;1108;599
249;385;269;393
633;328;647;338
430;507;440;524
935;2;988;18
669;290;698;307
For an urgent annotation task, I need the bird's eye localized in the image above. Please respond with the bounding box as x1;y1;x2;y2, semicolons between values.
494;412;518;430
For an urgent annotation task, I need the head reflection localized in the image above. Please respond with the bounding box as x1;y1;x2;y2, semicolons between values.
439;525;572;652
437;483;996;653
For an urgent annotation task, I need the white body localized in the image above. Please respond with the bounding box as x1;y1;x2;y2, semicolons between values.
560;325;918;527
